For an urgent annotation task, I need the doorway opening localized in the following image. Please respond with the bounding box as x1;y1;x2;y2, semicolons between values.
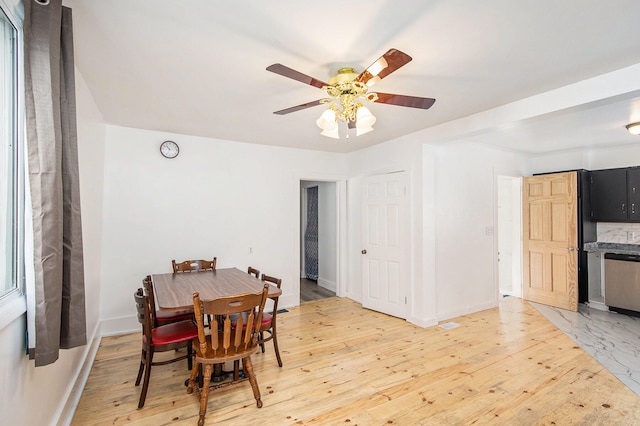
497;175;523;298
300;181;337;302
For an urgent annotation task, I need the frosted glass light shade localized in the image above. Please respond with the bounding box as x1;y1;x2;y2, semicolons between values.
316;109;337;130
320;126;339;139
356;106;376;128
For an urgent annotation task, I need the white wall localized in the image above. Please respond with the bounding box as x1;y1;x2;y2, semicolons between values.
585;144;640;170
317;182;337;291
528;143;640;175
432;141;527;321
99;126;347;334
345;132;529;326
0;67;106;425
76;72;106;343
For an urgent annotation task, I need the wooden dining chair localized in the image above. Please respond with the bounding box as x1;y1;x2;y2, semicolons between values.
172;257;217;273
133;288;198;408
142;275;193;326
257;274;283;367
247;266;260;278
187;284;269;426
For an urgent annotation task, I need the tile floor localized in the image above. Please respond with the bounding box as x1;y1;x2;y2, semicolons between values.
531;300;640;397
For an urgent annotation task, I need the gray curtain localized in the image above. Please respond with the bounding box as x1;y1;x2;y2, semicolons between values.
24;0;86;367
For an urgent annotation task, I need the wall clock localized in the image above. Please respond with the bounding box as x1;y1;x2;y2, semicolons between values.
160;140;179;159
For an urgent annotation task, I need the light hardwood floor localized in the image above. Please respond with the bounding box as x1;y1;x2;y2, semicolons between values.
72;296;640;425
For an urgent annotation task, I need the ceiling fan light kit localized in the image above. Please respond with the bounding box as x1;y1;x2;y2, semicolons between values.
267;48;436;140
626;122;640;135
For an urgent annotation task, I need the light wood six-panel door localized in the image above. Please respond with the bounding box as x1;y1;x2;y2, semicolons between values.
522;172;578;311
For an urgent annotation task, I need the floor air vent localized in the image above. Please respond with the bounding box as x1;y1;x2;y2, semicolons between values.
438;322;460;330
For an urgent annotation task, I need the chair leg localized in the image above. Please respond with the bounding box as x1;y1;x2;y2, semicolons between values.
187;341;193;370
259;331;265;353
186;360;200;394
135;349;145;386
272;328;283;367
138;347;153;408
198;363;213;426
242;357;262;408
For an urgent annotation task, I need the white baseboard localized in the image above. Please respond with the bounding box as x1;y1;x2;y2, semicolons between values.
407;315;438;328
55;314;141;425
587;300;609;312
101;314;139;337
317;277;336;293
435;300;498;323
55;321;102;426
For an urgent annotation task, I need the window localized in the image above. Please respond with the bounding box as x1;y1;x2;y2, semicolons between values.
0;3;23;302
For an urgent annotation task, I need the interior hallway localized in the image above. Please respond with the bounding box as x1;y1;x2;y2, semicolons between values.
300;278;335;303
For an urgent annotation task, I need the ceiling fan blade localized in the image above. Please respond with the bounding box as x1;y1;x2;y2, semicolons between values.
354;48;413;88
273;99;325;115
374;93;436;110
266;63;329;89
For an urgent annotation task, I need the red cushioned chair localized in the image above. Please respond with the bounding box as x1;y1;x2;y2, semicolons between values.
134;288;198;408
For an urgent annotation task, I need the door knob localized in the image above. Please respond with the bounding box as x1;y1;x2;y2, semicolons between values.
567;246;575;251
361;249;367;254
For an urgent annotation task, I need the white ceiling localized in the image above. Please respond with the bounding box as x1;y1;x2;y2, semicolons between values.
63;0;640;153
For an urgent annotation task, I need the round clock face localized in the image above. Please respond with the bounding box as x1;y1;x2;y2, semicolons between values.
160;140;179;159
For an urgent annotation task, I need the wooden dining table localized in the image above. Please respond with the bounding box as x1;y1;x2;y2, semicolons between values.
152;267;281;384
152;267;282;312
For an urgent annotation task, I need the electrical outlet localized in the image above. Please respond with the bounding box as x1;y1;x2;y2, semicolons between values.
248;247;253;254
627;231;635;241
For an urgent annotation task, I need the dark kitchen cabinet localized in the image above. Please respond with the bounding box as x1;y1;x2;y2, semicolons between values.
589;168;628;222
628;168;640;221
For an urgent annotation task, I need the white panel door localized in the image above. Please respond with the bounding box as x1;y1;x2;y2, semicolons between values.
362;171;408;318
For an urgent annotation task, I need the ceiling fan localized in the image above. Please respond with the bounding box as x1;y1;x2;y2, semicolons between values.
266;48;436;138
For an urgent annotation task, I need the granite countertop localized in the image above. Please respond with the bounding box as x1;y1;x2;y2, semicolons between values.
583;242;640;255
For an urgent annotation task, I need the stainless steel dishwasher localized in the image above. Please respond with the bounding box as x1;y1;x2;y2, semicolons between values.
604;253;640;316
